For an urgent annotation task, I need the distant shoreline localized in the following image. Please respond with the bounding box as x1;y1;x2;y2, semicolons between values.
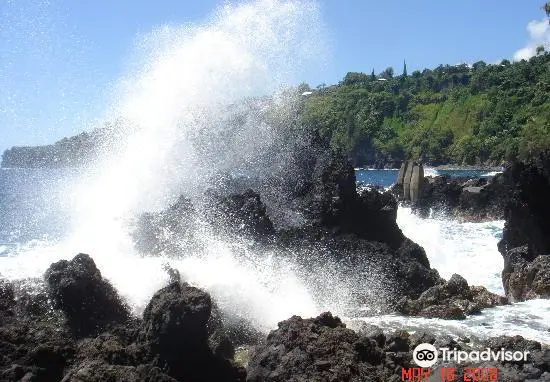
354;164;505;171
431;164;505;171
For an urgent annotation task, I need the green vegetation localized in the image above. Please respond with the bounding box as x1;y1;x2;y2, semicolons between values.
299;53;550;166
298;4;550;167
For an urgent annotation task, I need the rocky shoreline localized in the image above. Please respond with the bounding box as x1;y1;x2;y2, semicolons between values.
1;136;549;381
391;163;509;222
1;254;548;381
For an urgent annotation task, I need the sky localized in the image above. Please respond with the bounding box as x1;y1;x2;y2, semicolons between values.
0;0;549;152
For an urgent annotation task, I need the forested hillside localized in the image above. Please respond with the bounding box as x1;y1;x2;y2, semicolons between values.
4;54;550;169
300;52;550;167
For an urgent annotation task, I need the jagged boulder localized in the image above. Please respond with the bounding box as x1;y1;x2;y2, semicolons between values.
501;246;550;301
205;188;275;238
396;274;508;319
139;281;245;382
45;254;130;336
246;312;387;382
498;151;550;301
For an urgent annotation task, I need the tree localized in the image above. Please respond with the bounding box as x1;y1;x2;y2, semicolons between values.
536;45;546;56
343;72;369;86
472;61;487;71
403;60;408;77
300;45;550;166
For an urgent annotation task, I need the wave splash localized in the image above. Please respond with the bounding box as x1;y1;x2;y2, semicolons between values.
0;0;334;332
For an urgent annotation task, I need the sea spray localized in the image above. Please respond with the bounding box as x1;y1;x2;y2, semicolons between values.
0;0;340;331
396;206;505;295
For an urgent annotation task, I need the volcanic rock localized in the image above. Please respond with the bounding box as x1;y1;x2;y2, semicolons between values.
0;279;15;324
498;150;550;301
248;311;550;382
139;281;245;382
132;133;443;310
205;188;275;238
2;254;246;382
61;360;177;382
44;253;130;336
246;312;387;382
501;246;550;301
396;274;508;319
408;173;509;221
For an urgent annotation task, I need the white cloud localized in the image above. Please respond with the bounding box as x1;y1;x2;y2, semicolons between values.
513;19;550;61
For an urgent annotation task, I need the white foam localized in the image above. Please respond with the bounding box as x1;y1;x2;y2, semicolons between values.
397;206;505;295
392;206;550;345
0;0;330;331
1;0;548;344
481;171;503;177
357;298;550;344
424;167;439;177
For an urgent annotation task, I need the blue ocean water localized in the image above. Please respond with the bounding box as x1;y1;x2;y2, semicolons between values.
0;167;499;247
355;168;501;188
0;166;549;344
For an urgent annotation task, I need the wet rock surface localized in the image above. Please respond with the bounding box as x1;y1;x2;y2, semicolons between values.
139;281;245;382
45;253;130;337
247;312;550;382
204;188;275;239
132;195;199;256
400;173;510;221
132;138;442;304
246;312;389;382
396;274;508;319
1;256;549;381
498;151;550;301
0;254;245;382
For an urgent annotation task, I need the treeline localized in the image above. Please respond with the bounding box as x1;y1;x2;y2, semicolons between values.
299;52;550;167
4;55;550;169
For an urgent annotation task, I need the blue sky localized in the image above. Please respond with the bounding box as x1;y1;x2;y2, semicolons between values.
0;0;548;151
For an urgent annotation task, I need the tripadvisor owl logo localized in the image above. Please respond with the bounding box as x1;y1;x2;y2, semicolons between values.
412;343;530;368
413;343;438;368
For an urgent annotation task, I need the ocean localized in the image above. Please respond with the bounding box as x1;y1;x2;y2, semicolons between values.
1;167;548;344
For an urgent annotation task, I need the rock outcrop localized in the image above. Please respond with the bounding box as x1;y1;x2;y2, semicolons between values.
246;312;390;382
133;134;443;304
497;150;550;301
204;188;275;239
396;274;508;319
0;254;245;382
399;173;510;221
45;253;130;336
139;281;245;382
133;195;198;256
247;312;550;382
